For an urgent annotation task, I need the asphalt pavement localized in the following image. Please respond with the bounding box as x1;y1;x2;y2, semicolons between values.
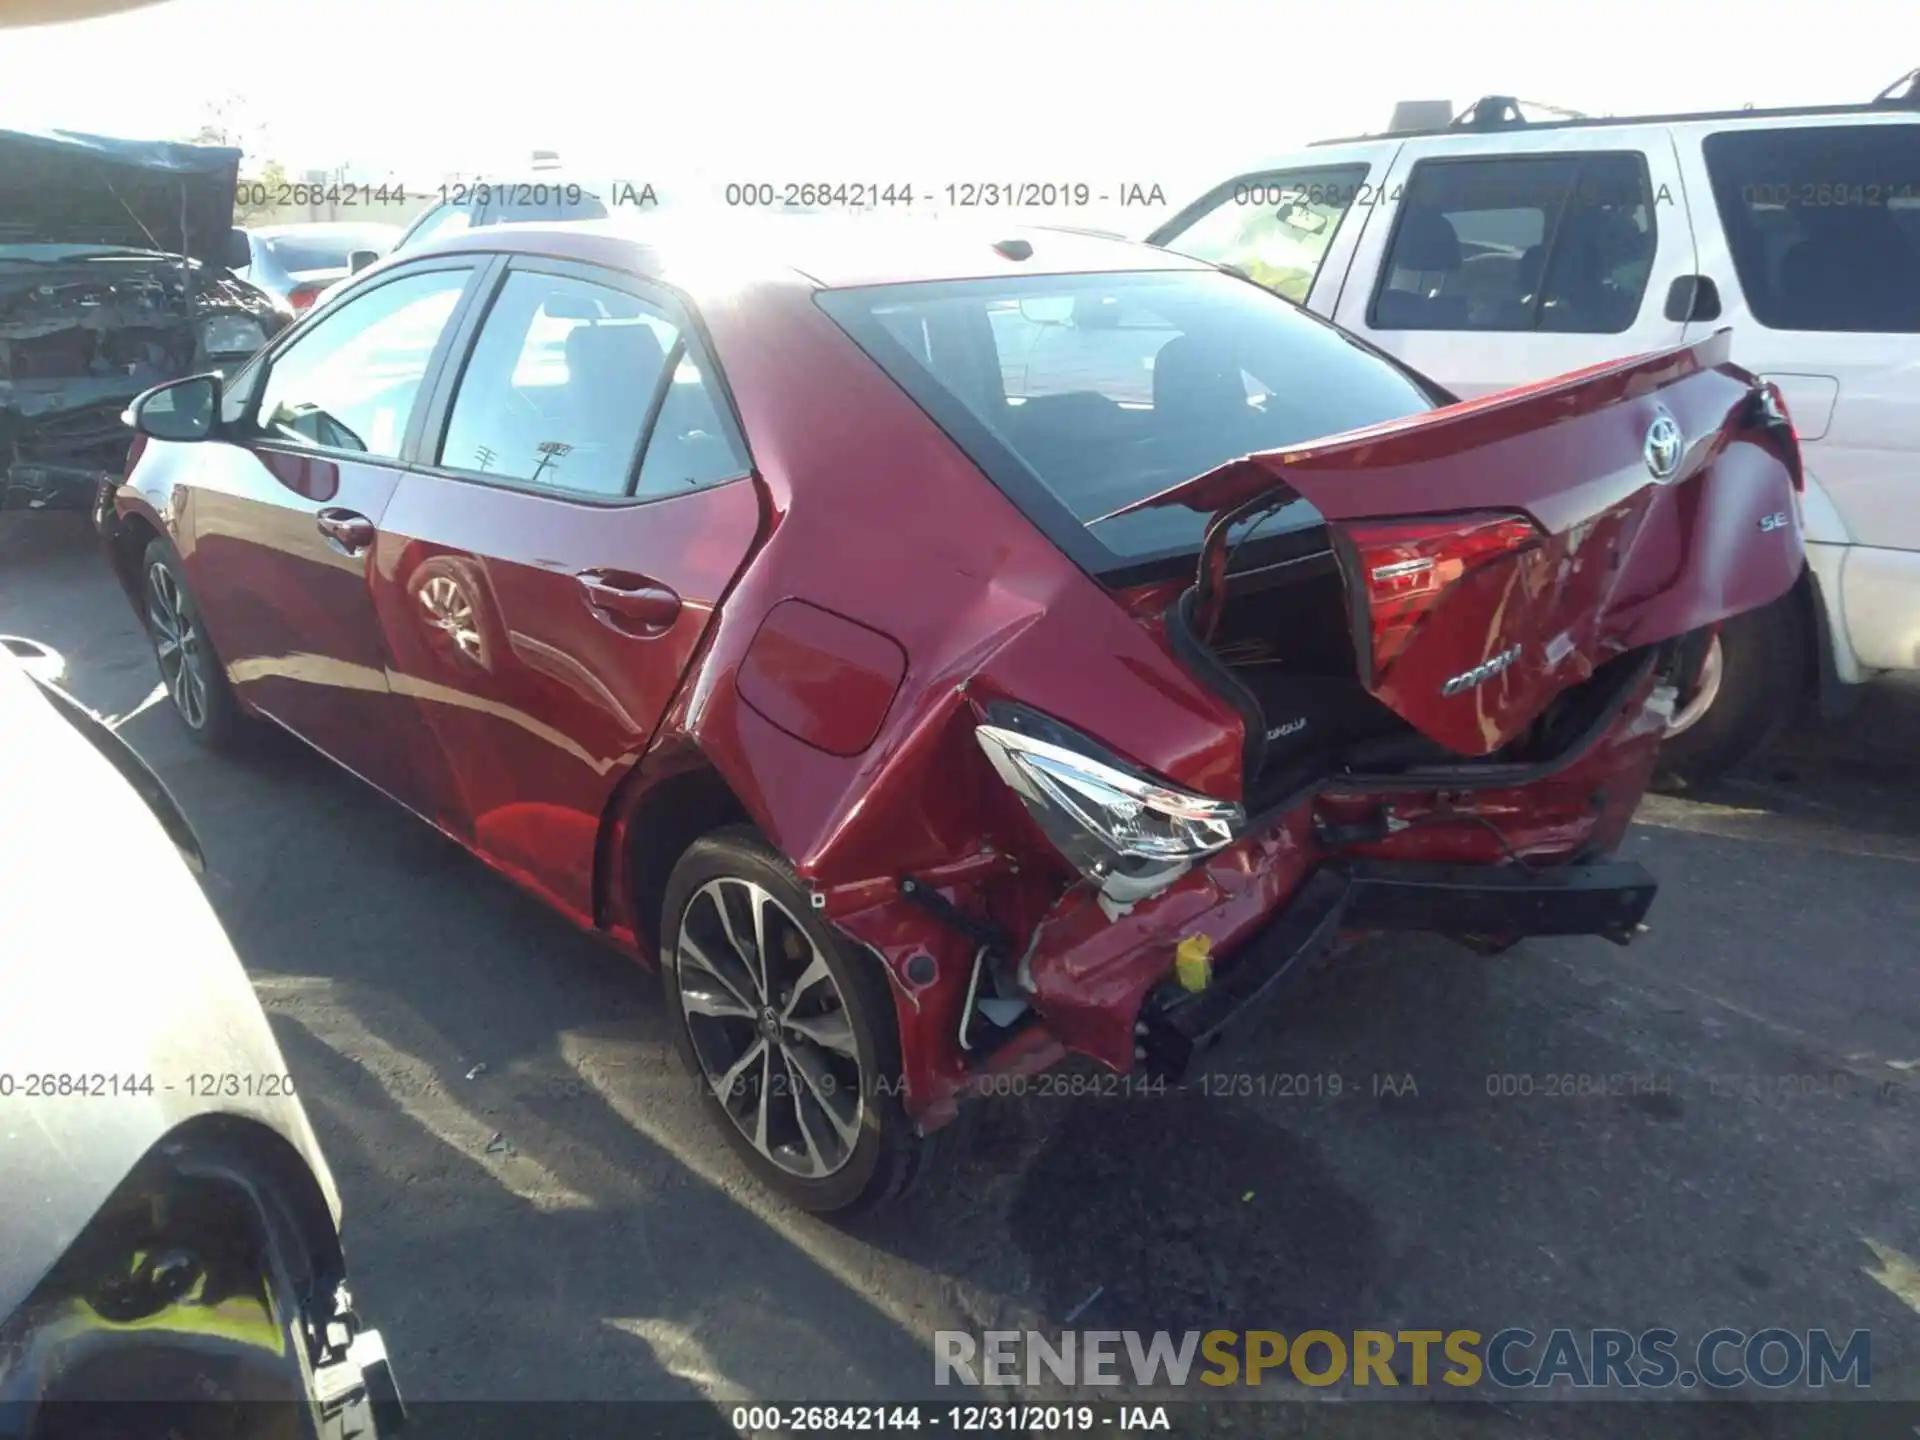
3;510;1915;1436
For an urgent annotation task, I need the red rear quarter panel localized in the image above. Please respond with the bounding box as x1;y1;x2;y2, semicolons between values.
615;279;1248;1120
668;278;1248;885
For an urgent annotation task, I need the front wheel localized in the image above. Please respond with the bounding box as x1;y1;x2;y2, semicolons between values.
660;826;930;1214
141;539;249;752
1652;591;1808;792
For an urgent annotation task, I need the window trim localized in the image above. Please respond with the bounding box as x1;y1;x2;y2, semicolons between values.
234;258;488;466
1365;149;1659;335
404;252;755;508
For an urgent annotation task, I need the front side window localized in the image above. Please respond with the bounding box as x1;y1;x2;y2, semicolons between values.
819;269;1436;570
1371;154;1657;333
1155;165;1371;303
1703;123;1920;333
254;268;471;457
437;269;746;499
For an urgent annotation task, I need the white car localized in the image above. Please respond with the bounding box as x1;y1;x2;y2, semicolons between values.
1150;79;1920;786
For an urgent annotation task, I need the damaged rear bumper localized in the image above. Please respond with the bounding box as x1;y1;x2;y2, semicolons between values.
1135;855;1657;1082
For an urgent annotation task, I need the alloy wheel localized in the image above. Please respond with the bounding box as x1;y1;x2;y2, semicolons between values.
1665;634;1724;738
675;877;865;1179
419;574;484;661
147;561;208;730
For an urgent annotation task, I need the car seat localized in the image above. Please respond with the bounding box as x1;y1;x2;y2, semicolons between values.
1373;210;1470;329
555;322;669;492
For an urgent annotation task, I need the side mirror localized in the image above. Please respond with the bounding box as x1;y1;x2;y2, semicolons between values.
221;227;252;271
348;249;379;274
126;374;221;443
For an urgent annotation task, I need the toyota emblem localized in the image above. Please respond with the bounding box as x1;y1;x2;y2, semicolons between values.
1644;415;1683;481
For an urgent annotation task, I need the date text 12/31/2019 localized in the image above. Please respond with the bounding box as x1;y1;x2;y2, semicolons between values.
722;182;1167;209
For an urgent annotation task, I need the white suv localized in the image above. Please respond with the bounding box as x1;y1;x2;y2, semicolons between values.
1149;82;1920;786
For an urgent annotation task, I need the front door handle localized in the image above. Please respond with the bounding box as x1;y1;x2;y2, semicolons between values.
575;570;681;633
316;507;376;556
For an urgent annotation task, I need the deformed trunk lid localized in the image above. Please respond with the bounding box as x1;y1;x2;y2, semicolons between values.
1102;333;1806;756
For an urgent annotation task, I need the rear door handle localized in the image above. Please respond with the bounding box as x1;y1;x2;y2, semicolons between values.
316;507;376;556
575;570;681;633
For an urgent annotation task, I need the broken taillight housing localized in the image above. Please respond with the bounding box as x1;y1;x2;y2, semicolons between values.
1342;511;1542;680
1746;381;1804;492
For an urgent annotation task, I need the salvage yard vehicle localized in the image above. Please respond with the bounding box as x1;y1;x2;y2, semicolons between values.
239;221;401;314
100;219;1804;1212
1148;76;1920;787
0;644;404;1438
388;178;611;256
0;128;286;515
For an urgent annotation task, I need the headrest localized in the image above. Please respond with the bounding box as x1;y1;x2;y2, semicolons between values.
1392;210;1462;272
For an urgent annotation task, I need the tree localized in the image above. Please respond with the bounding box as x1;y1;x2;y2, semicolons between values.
234;158;288;224
182;94;286;224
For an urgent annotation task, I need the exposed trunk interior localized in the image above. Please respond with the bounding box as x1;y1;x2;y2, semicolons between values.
1161;538;1668;810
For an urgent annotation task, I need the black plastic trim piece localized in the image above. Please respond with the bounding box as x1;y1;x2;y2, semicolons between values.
1135;853;1660;1080
1136;864;1352;1081
1341;856;1657;946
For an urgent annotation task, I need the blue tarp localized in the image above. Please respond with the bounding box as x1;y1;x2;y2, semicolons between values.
0;125;240;261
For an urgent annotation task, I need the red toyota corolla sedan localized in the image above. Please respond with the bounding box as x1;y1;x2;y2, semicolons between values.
101;218;1805;1212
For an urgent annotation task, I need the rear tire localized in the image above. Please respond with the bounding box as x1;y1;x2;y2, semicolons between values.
660;825;929;1214
141;539;249;753
1652;591;1808;792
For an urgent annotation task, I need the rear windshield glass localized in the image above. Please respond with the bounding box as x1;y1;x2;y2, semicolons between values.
1703;124;1920;333
815;269;1436;574
263;232;390;272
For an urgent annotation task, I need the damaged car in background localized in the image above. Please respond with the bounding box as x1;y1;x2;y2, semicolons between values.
102;221;1805;1213
0;127;284;514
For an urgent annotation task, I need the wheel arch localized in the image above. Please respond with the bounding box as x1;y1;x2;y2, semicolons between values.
106;506;164;619
596;738;756;962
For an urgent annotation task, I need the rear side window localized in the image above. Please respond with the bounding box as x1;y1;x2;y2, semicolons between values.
1703;124;1920;333
819;270;1435;572
437;269;746;499
1371;154;1657;333
1154;165;1371;302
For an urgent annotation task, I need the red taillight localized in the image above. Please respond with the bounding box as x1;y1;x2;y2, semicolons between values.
287;285;321;311
1344;512;1541;675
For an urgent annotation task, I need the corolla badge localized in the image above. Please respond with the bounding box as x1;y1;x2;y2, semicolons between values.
1643;414;1683;481
1441;643;1522;697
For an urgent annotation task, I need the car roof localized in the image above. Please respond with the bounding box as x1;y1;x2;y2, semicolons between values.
1310;97;1920;148
254;221;398;238
401;214;1213;296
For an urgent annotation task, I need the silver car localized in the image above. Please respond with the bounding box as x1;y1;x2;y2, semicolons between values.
0;639;403;1438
